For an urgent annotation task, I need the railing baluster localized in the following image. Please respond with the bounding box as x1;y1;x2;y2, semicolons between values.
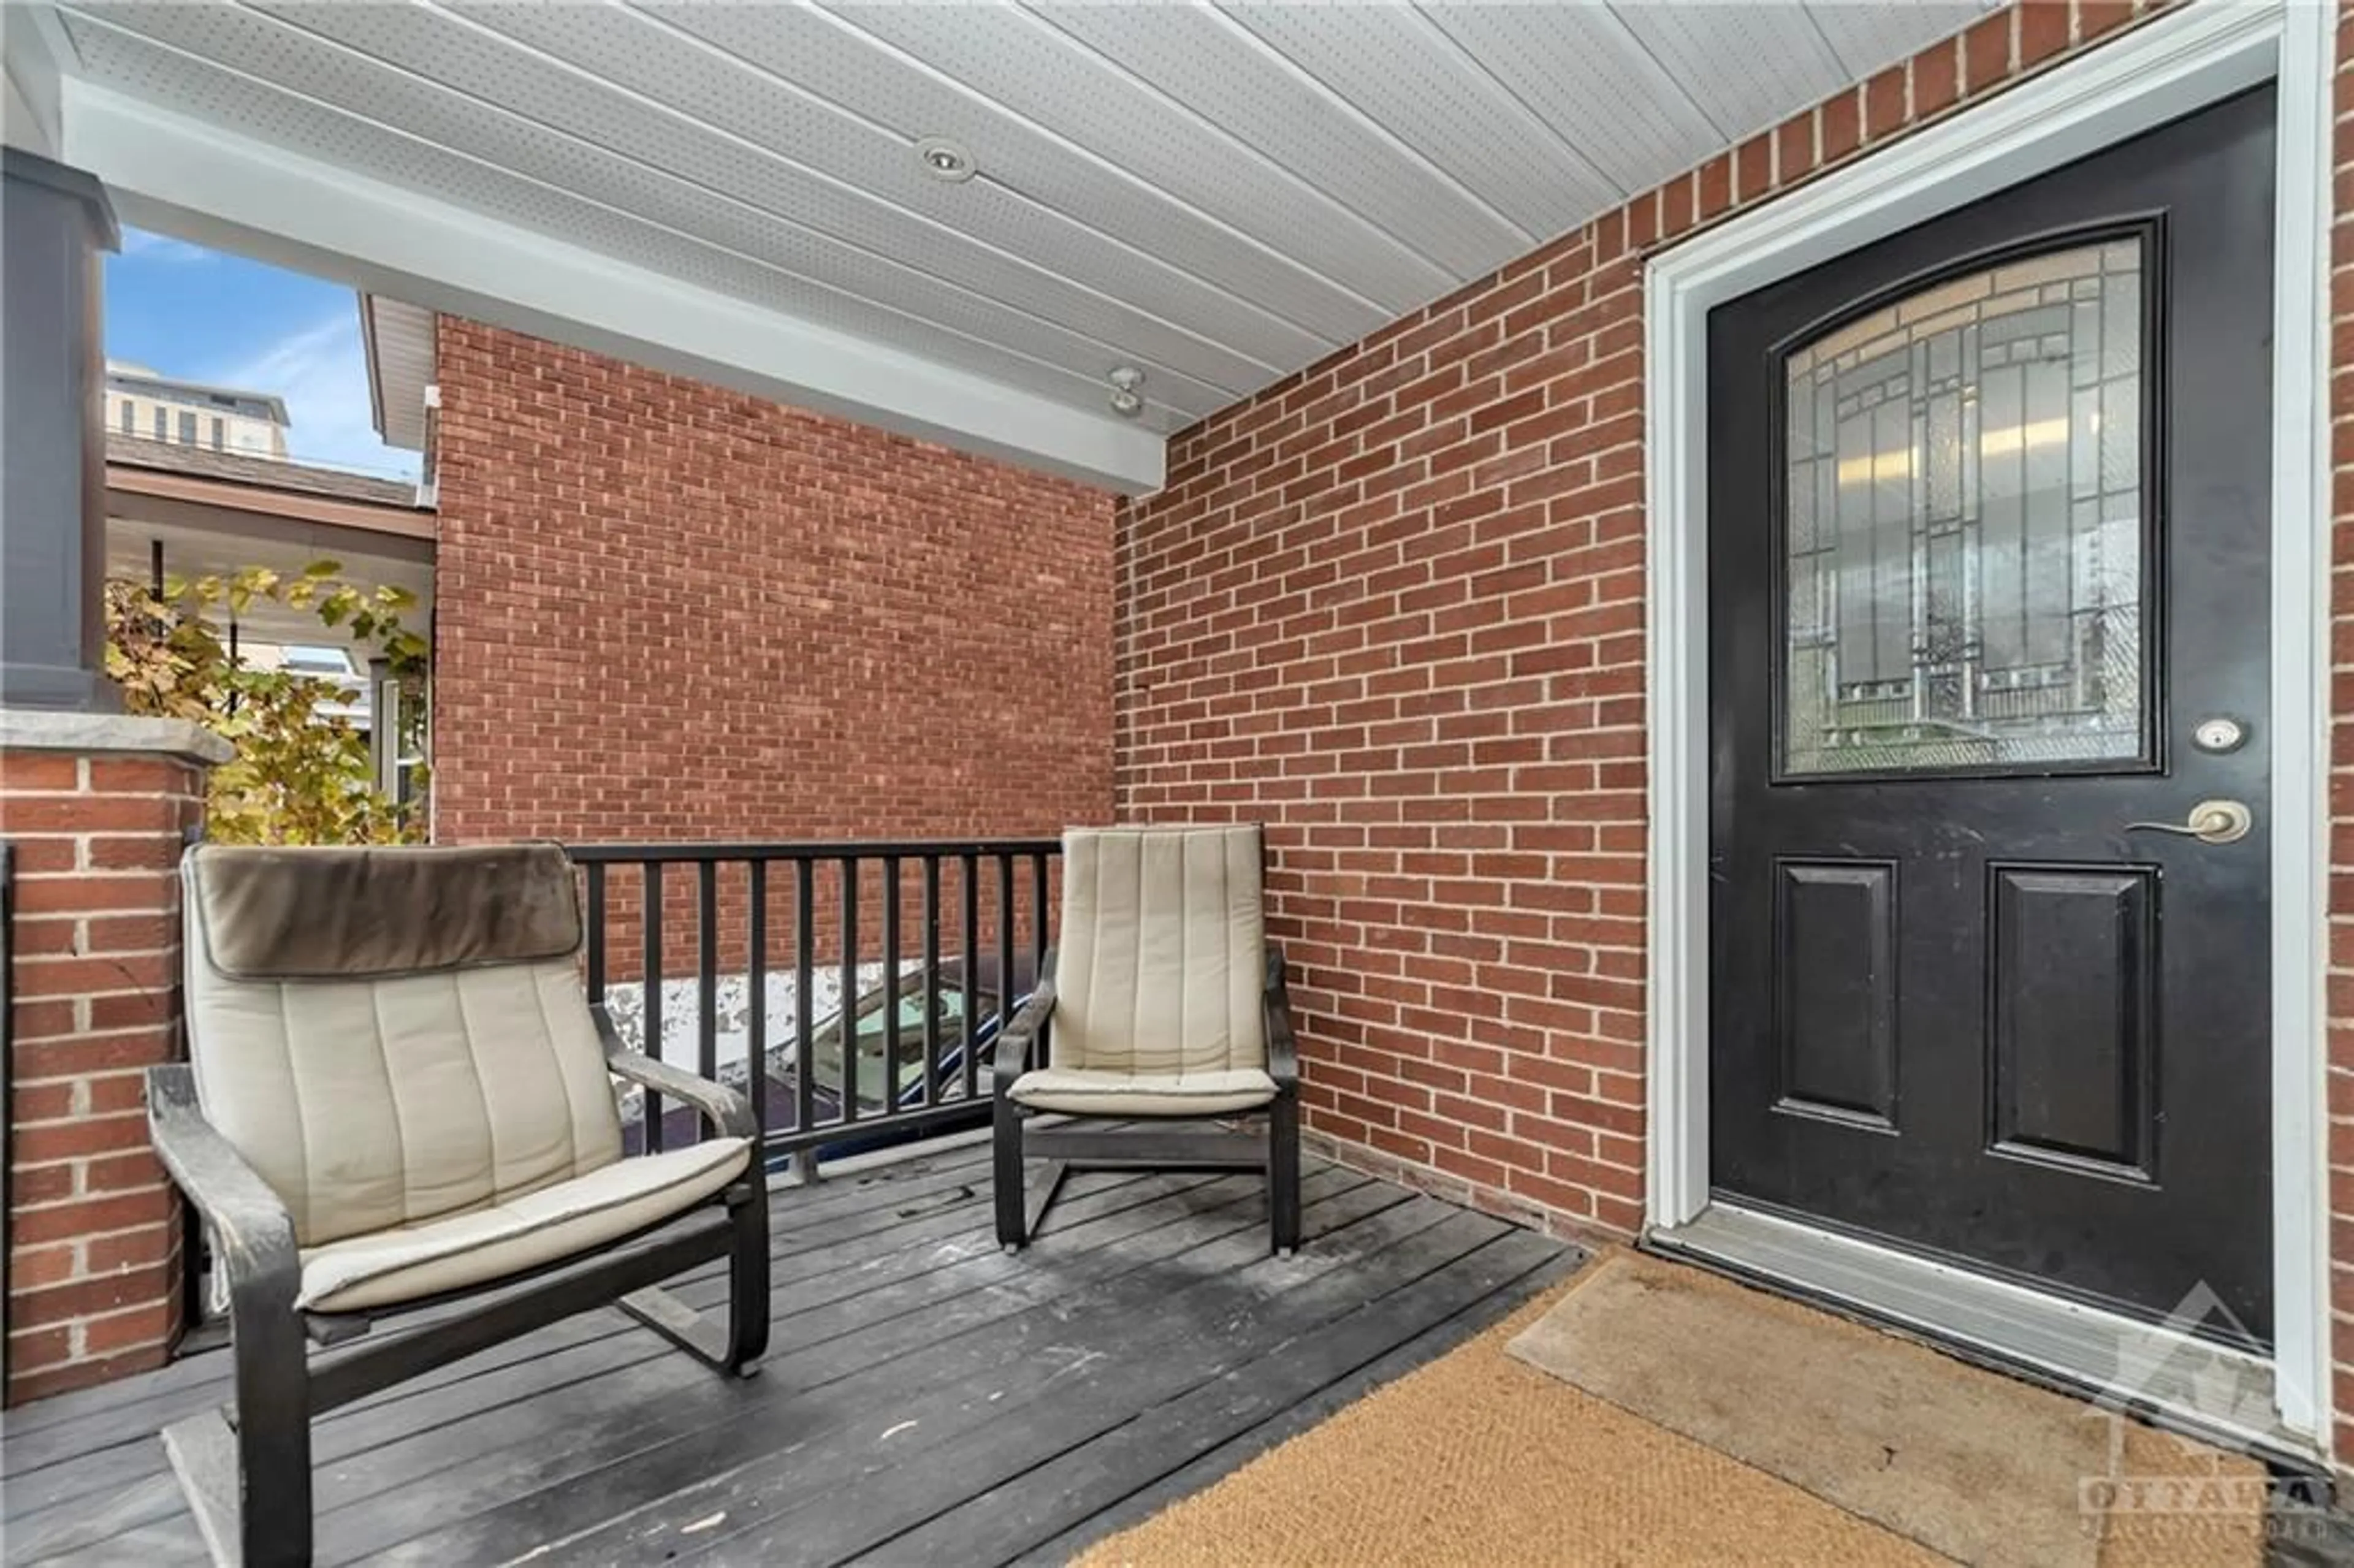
642;862;665;1155
747;860;766;1139
961;854;980;1102
584;862;606;1004
695;862;718;1144
839;858;859;1126
1030;853;1050;973
793;859;815;1171
1030;851;1052;1066
922;855;941;1108
561;840;1059;1160
996;852;1016;1062
882;855;902;1119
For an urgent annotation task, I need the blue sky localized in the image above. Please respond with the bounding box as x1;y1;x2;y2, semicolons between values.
104;227;422;481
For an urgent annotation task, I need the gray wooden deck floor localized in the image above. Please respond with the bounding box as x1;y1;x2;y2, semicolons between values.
1;1140;1580;1566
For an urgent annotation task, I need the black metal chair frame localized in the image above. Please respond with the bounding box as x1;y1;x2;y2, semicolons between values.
145;1008;768;1568
993;943;1301;1257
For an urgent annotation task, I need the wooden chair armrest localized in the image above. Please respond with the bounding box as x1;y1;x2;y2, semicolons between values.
593;1006;756;1141
992;950;1058;1095
1263;943;1299;1089
145;1064;300;1305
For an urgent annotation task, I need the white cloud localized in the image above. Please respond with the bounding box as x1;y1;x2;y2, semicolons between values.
207;308;421;482
118;228;214;265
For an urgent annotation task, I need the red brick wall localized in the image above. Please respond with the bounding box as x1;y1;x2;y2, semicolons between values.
2;749;201;1402
1115;0;2158;1243
429;319;1116;964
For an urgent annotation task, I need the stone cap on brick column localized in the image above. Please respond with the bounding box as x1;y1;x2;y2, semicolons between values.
0;707;234;767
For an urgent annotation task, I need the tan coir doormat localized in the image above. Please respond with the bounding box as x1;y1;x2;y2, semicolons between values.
1076;1251;2263;1567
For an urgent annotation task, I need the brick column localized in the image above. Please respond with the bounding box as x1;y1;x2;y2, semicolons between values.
2;710;227;1403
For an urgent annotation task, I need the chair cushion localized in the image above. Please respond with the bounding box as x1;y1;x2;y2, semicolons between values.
1008;1066;1278;1117
297;1138;751;1314
188;842;581;980
187;953;629;1247
1056;824;1266;1078
183;845;626;1247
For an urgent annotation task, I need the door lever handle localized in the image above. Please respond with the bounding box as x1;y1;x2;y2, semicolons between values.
2122;799;2253;845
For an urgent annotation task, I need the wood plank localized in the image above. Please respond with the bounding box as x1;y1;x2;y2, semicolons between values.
715;1173;1234;1336
1019;1243;1586;1567
6;1435;190;1551
0;1146;992;1456
1026;1127;1263;1166
348;1189;1457;1564
317;1173;1387;1564
40;1515;208;1567
0;1163;1161;1509
0;1168;1195;1535
889;1239;1588;1566
7;1469;189;1564
714;1223;1565;1567
0;1146;1007;1472
6;1168;1295;1551
2;1147;1582;1568
449;1197;1488;1567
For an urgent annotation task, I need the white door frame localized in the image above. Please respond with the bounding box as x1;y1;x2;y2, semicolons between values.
1642;0;2334;1446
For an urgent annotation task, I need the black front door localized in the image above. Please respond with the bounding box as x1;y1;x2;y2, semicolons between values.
1707;87;2277;1342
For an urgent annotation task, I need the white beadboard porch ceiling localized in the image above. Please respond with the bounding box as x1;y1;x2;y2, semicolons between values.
43;0;1987;485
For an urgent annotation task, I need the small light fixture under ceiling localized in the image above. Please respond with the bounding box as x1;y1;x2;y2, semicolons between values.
1108;366;1146;419
916;137;977;183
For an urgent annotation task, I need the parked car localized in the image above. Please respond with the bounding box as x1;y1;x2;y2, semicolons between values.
628;951;1040;1165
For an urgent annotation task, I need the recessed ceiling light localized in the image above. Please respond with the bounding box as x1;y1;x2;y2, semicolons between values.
916;137;977;183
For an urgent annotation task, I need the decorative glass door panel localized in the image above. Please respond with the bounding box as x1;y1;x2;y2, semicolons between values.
1780;234;2152;779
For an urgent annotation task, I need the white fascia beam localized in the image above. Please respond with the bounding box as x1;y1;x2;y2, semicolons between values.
63;82;1165;495
2;10;66;159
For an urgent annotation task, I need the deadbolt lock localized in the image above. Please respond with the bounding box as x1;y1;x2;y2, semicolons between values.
2191;716;2247;754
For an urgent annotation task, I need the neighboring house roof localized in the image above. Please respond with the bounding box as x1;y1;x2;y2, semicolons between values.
104;433;435;651
359;295;435;452
106;433;425;512
104;362;291;426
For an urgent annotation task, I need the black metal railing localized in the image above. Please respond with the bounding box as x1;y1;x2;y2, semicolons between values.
566;839;1057;1174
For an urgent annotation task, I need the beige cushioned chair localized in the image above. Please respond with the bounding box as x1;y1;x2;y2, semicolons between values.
149;843;768;1568
992;824;1300;1254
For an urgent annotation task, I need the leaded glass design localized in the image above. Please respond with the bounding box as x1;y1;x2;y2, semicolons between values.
1781;238;2147;777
